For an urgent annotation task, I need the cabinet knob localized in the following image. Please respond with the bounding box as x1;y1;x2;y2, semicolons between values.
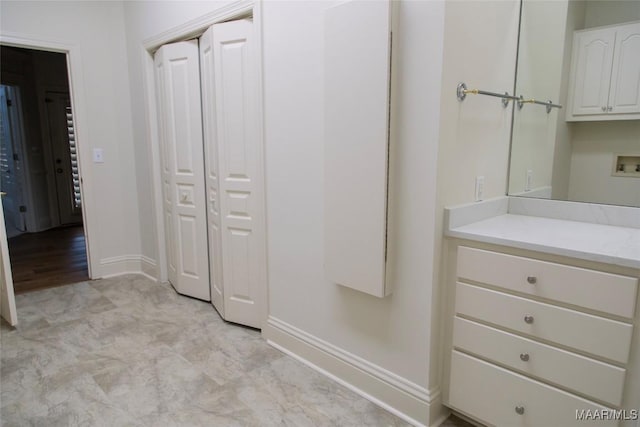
524;315;534;324
608;106;613;111
515;406;525;415
526;276;537;284
520;353;530;362
602;106;607;112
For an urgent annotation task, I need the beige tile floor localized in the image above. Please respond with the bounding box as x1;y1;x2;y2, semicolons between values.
1;275;472;427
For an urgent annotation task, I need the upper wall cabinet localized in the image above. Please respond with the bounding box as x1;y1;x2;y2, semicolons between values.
567;21;640;121
324;0;395;298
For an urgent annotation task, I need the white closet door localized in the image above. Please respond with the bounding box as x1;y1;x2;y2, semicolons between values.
154;41;210;301
206;19;267;328
199;27;225;317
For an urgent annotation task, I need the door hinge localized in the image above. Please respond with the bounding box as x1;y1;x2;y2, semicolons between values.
19;205;27;212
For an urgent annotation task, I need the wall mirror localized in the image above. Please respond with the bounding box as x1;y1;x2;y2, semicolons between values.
508;0;640;207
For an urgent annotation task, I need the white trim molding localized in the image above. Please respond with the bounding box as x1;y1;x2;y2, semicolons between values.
99;255;156;280
142;0;254;51
140;255;157;281
264;316;442;427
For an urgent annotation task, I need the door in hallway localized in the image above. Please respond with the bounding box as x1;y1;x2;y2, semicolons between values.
44;92;82;226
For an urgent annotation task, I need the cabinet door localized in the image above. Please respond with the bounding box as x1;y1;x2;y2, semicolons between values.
571;28;615;116
324;0;392;297
608;22;640;114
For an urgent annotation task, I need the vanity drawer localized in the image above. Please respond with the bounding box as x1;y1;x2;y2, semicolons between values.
455;282;633;364
457;246;638;319
449;350;616;426
453;316;626;406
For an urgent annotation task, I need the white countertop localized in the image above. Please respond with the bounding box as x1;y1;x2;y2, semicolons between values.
447;213;640;269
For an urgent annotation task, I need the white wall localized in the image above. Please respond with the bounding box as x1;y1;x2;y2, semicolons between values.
261;1;445;423
0;1;140;277
435;1;520;208
583;0;640;28
568;121;640;207
550;0;586;201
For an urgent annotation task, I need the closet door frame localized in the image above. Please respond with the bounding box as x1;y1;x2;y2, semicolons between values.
142;1;269;325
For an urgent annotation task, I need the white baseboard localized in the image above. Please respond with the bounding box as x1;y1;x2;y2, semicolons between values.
99;255;157;281
264;316;444;426
140;255;158;281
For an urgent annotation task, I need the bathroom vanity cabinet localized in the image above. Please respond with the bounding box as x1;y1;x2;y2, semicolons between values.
442;199;640;427
566;21;640;121
448;246;637;425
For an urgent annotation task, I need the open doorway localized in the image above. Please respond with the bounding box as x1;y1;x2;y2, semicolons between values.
0;46;88;294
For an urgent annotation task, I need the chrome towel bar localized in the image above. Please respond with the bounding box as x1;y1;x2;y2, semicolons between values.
456;82;563;114
456;82;519;108
517;96;563;113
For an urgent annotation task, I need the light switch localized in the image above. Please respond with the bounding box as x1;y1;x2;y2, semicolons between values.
93;148;104;163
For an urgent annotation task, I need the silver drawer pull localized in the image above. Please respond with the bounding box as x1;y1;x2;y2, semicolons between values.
526;276;537;284
520;353;530;362
524;315;534;324
515;406;525;415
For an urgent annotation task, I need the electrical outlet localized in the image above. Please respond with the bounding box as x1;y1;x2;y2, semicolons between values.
475;176;485;202
93;148;104;163
525;169;533;192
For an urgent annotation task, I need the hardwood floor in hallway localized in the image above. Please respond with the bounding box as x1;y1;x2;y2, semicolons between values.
7;225;88;294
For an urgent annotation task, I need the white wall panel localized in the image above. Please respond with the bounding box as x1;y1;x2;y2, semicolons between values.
324;0;392;297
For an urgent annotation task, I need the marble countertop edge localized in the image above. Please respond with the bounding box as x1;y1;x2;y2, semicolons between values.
446;214;640;270
446;228;640;270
